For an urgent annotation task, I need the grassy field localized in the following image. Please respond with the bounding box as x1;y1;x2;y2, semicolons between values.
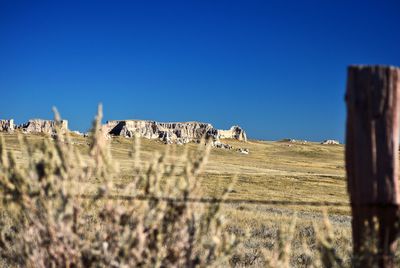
1;131;352;266
3;133;349;207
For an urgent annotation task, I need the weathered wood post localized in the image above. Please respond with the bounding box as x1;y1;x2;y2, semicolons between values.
346;65;400;267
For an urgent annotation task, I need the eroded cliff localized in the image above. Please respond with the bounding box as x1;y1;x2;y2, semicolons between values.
0;120;15;132
17;119;69;135
104;120;247;144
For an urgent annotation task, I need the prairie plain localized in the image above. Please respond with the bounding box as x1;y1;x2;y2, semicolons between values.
1;132;352;266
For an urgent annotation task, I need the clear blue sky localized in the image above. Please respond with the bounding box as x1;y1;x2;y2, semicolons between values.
1;1;399;141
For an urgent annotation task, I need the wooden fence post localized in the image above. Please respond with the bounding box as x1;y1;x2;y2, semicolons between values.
346;65;400;267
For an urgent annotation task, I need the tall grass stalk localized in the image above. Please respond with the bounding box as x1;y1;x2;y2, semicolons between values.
0;105;236;267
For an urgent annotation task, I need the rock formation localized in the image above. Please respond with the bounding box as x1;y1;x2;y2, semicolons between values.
17;119;69;135
104;120;246;144
237;148;249;154
0;119;15;132
279;139;308;144
218;126;247;141
71;130;84;136
321;139;340;145
212;140;233;150
0;117;247;150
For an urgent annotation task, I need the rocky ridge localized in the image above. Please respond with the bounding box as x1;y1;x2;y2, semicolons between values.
18;119;68;135
0;120;15;132
0;118;248;152
0;119;68;135
0;118;247;146
321;139;340;145
104;120;247;145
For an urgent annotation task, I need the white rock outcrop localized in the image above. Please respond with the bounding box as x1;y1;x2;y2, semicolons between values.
104;120;246;144
218;126;247;141
321;139;340;145
0;117;247;149
18;119;69;135
280;139;308;144
71;130;84;136
212;140;233;149
237;148;249;154
0;119;15;132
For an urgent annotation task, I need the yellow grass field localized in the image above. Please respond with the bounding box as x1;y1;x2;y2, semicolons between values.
1;131;352;266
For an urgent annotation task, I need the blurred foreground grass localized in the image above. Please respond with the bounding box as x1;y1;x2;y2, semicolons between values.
1;127;353;267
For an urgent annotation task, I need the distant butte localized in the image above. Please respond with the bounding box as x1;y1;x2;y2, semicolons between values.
102;120;247;144
0;118;247;145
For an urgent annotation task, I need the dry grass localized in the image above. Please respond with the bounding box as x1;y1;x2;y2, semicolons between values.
0;107;355;267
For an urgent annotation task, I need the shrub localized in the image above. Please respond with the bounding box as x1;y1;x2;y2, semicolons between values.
0;105;237;267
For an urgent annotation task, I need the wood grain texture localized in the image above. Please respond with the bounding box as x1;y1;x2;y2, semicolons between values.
345;65;400;267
